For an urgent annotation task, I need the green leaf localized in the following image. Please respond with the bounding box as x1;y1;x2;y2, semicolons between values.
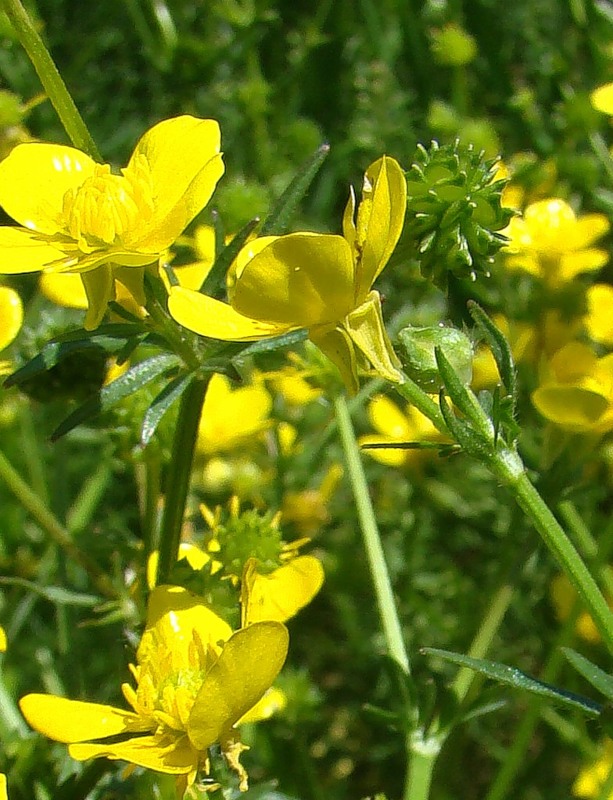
4;324;146;388
562;647;613;702
260;143;330;236
232;328;308;360
141;372;194;446
422;647;602;717
51;353;181;441
468;301;517;403
201;215;260;298
0;577;101;607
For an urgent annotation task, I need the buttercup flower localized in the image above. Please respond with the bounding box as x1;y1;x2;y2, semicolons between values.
168;156;407;393
591;83;613;115
0;116;224;329
504;199;609;286
585;284;613;346
532;342;613;434
0;286;22;353
20;585;288;793
197;373;272;456
359;394;446;467
0;773;6;800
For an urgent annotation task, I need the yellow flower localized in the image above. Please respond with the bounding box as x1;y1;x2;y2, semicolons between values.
0;116;224;329
197;373;272;455
573;740;613;798
532;341;613;433
282;464;343;536
0;774;6;800
359;394;445;467
168;156;407;393
0;286;22;352
591;83;613;115
585;284;613;345
504;199;609;285
19;585;288;792
0;625;6;652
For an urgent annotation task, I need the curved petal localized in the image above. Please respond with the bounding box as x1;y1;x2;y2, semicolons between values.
237;687;286;725
81;264;114;330
232;233;355;327
310;325;359;395
571;214;610;249
0;227;67;274
0;144;96;234
126;116;224;250
343;291;402;383
69;733;197;775
39;272;88;309
532;386;609;432
188;621;289;750
0;286;22;350
168;286;287;340
355;156;407;298
368;394;411;438
241;555;324;624
559;249;608;281
586;284;613;345
19;694;144;743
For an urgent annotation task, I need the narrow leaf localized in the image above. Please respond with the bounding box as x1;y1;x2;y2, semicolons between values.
422;647;602;717
468;301;517;402
4;325;145;388
562;647;613;702
0;577;101;607
260;143;331;236
201;216;260;298
51;354;181;441
232;328;308;360
141;372;194;446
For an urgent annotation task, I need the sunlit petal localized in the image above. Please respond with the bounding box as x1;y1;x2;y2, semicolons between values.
532;386;609;432
343;291;402;383
19;694;144;743
237;687;287;725
39;272;88;309
591;82;613;114
81;265;114;330
0;143;95;234
232;233;355;327
242;556;324;624
69;733;197;774
0;227;66;274
0;286;22;350
168;286;287;340
188;622;289;750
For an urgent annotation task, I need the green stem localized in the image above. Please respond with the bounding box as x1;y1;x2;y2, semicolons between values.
155;377;208;585
394;374;448;434
0;449;114;598
404;736;440;800
0;0;100;159
333;393;412;678
492;452;613;655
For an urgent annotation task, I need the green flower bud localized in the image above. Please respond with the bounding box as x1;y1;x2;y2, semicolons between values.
397;325;473;391
430;23;477;67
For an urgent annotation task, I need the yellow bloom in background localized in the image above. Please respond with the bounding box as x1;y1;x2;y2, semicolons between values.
0;773;6;800
282;464;344;536
0;286;22;352
0;625;6;651
504;198;609;286
197;373;272;456
550;573;608;645
591;83;613;115
532;341;613;434
573;740;613;798
359;394;446;467
169;156;407;393
585;284;613;346
20;585;288;792
0;116;224;329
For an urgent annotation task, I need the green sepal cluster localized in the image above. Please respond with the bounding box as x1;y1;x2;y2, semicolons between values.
402;140;514;290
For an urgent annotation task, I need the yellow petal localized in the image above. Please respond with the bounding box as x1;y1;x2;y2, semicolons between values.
0;286;22;350
39;272;88;309
232;233;355;327
355;156;407;298
168;285;287;340
0;143;95;234
81;265;114;330
69;733;197;775
586;284;613;345
591;82;613;114
532;386;609;432
0;625;6;652
0;773;6;800
0;227;66;274
19;694;143;743
559;249;608;281
188;621;289;750
125;116;224;251
237;687;287;725
242;555;324;624
343;291;403;383
310;325;359;395
368;394;411;438
571;214;610;249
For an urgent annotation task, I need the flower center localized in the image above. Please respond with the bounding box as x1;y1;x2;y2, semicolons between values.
61;160;154;252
